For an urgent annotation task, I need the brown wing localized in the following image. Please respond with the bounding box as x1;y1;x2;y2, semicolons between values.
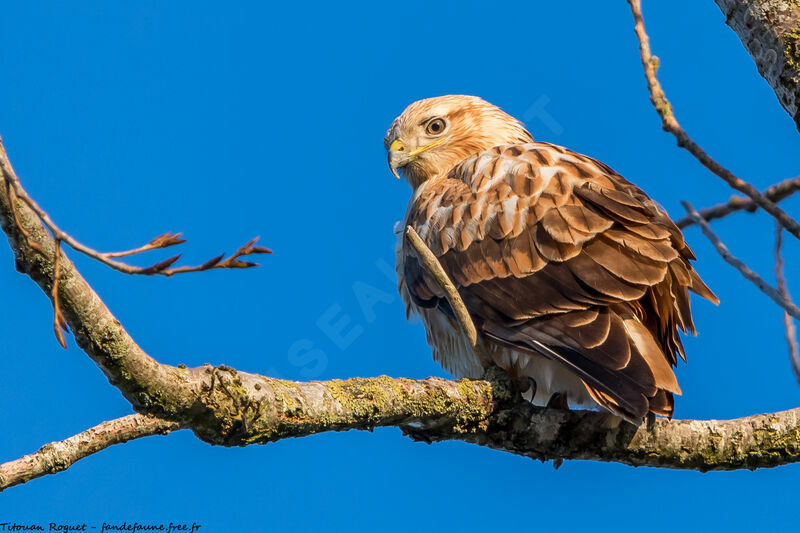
403;142;718;422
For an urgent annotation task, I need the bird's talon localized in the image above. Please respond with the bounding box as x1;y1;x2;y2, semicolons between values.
546;392;569;411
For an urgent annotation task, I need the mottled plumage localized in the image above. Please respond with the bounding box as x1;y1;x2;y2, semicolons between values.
386;95;717;423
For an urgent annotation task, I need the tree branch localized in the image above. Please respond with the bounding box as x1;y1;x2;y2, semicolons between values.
682;201;800;320
627;0;800;240
425;403;800;472
675;176;800;229
4;379;800;484
714;0;800;133
0;146;271;277
0;414;182;492
774;223;800;382
3;138;800;489
51;238;68;349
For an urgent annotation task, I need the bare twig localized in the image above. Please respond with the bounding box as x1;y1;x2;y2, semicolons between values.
676;176;800;229
5;179;44;255
774;224;800;383
148;236;272;275
102;232;186;258
404;226;479;350
51;238;68;349
628;0;800;241
682;201;800;320
0;140;271;277
0;414;182;492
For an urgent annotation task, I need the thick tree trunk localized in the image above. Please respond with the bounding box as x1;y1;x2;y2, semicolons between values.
714;0;800;132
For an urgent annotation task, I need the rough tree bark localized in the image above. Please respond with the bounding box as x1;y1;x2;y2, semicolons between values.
0;415;181;490
2;140;800;490
714;0;800;133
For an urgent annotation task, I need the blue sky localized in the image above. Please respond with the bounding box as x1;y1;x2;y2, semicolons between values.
1;1;799;531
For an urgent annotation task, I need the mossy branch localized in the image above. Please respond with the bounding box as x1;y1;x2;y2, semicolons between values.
3;138;800;493
0;414;181;491
3;370;800;492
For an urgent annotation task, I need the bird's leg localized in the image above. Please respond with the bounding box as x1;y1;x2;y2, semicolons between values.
546;392;569;411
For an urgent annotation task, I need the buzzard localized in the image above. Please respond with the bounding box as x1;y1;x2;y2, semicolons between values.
386;95;717;423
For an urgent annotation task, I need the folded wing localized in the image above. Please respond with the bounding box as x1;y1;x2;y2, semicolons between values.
403;142;717;421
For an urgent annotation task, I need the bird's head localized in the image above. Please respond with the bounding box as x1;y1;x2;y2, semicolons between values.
384;95;533;188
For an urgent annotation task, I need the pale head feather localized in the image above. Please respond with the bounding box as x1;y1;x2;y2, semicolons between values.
385;95;533;189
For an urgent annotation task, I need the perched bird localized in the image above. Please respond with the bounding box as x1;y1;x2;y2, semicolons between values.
386;95;717;423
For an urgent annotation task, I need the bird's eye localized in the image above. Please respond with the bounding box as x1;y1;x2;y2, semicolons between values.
426;118;446;136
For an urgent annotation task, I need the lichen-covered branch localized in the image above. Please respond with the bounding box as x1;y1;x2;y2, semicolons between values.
425;403;800;471
0;174;196;416
0;414;182;492
3;374;800;485
0;137;501;448
714;0;800;133
3;138;800;489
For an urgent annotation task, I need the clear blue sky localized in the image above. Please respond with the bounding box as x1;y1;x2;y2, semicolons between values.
1;1;799;531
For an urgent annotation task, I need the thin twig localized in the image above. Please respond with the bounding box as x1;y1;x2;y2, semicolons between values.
5;179;44;255
52;238;68;349
628;0;800;241
676;176;800;229
774;224;800;383
682;201;800;320
404;226;480;350
0;140;271;276
0;414;182;492
102;232;186;258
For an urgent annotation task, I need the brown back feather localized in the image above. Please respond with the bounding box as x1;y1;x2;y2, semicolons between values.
403;142;717;422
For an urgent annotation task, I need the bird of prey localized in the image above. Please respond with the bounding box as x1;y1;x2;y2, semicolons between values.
386;95;717;423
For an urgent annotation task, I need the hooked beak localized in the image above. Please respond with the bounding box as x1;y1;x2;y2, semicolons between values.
387;138;446;179
387;139;408;180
